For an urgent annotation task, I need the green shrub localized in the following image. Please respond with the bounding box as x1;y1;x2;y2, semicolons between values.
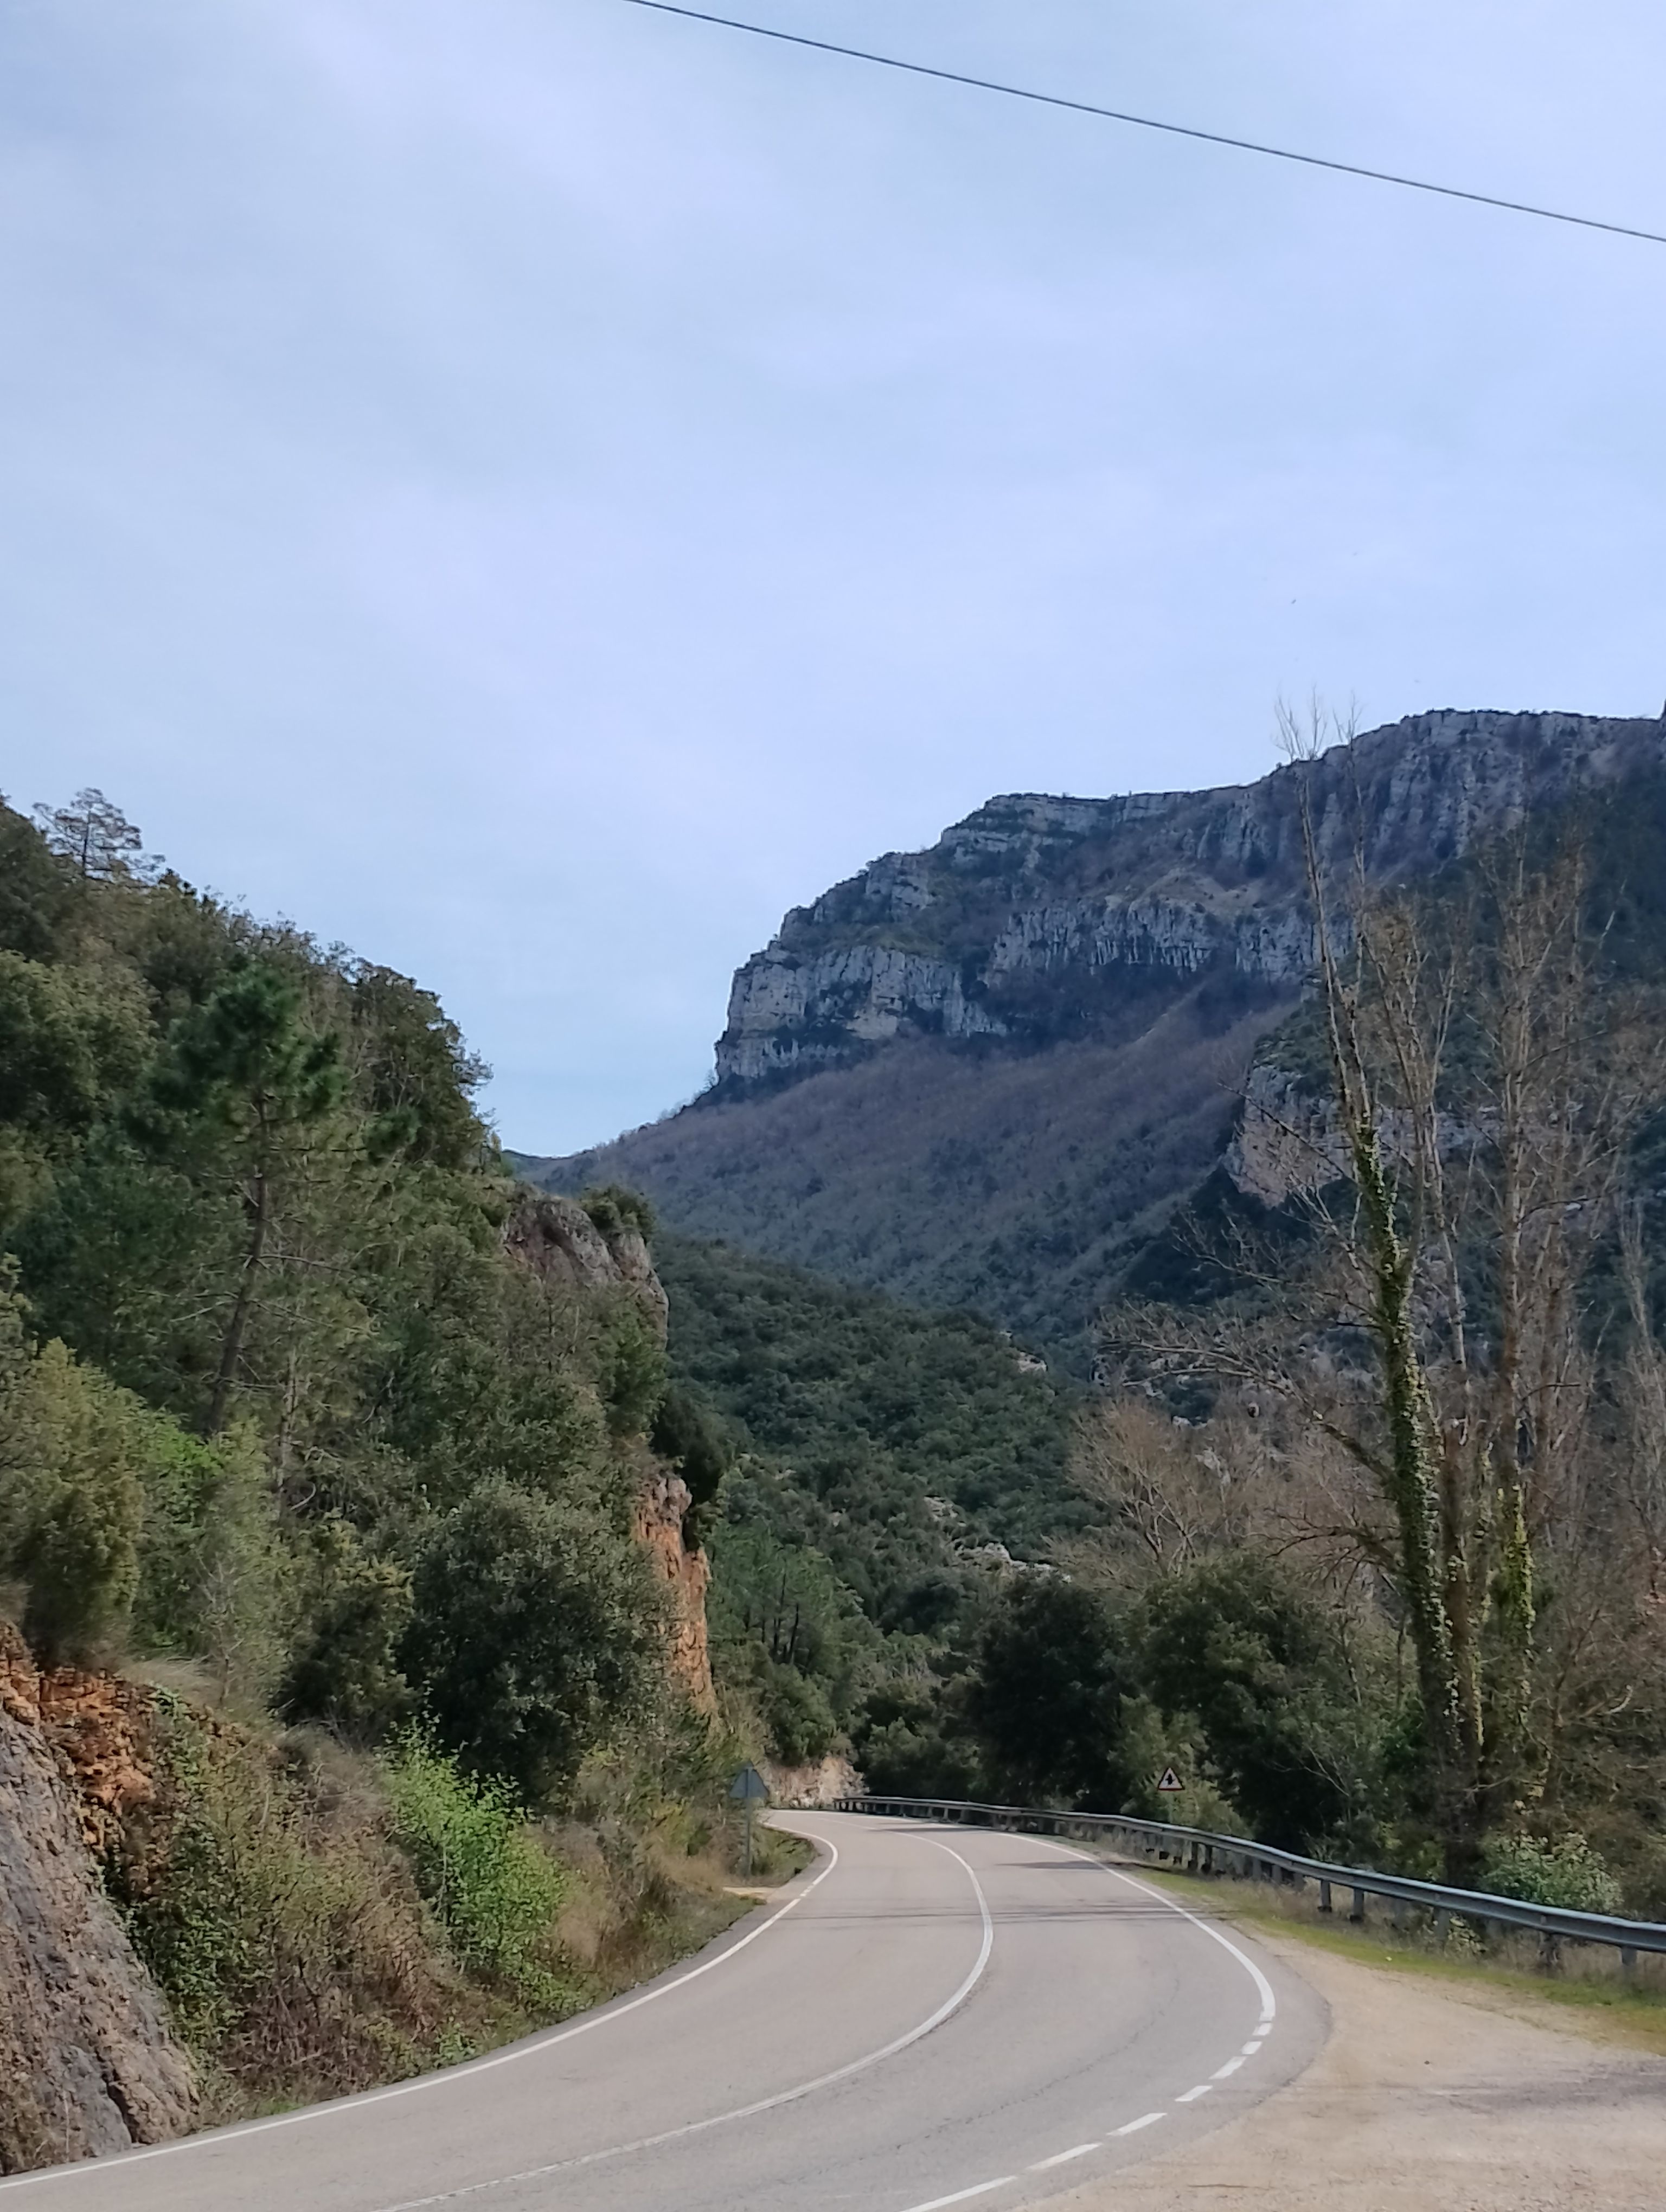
382;1734;569;2006
1480;1832;1624;1915
281;1518;412;1740
580;1185;657;1240
405;1480;660;1803
757;1662;837;1767
119;1706;459;2102
1;1332;145;1663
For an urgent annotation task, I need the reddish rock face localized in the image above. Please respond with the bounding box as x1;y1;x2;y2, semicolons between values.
0;1625;195;2172
503;1191;714;1712
632;1461;716;1712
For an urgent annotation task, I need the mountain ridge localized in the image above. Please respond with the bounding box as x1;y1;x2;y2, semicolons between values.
515;707;1666;1363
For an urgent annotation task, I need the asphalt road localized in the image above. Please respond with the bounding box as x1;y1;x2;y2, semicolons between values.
1;1811;1327;2212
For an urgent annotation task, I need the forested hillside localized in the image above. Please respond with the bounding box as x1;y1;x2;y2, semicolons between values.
0;790;774;2168
646;749;1666;1924
655;1232;1080;1769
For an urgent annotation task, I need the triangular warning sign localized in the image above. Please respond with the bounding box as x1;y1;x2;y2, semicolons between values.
1156;1766;1184;1793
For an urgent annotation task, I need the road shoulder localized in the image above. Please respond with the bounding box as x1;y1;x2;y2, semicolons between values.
1055;1921;1666;2212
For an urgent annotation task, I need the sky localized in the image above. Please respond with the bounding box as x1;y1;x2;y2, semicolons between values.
4;1;1664;1153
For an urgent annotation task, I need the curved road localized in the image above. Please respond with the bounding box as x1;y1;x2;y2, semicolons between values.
2;1811;1327;2212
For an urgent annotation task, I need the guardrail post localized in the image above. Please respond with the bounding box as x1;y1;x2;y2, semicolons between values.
1621;1946;1638;1984
1434;1907;1450;1946
1539;1931;1562;1976
1349;1886;1366;1921
1317;1879;1332;1914
1392;1896;1406;1933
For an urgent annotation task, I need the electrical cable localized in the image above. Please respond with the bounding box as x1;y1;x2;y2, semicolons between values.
623;0;1666;248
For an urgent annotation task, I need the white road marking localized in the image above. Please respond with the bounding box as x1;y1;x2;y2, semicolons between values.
0;1832;848;2197
1114;2112;1166;2136
1025;1835;1278;2030
1242;2038;1265;2054
1176;2085;1212;2103
1030;2144;1100;2169
899;2182;1016;2212
371;1840;998;2211
1213;2056;1245;2078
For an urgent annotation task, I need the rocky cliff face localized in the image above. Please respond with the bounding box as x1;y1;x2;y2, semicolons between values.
716;711;1665;1086
0;1626;195;2174
504;1193;713;1708
520;707;1666;1365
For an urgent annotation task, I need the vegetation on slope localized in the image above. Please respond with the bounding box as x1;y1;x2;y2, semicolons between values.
652;1230;1080;1768
524;971;1289;1374
664;773;1666;1918
0;789;774;2159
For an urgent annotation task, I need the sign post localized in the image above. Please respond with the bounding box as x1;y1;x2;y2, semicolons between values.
728;1764;770;1876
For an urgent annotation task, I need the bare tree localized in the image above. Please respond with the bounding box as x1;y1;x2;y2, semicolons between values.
1106;700;1662;1880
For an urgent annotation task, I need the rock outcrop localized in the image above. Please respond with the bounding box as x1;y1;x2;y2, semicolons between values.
516;706;1666;1363
504;1193;713;1708
716;711;1664;1086
0;1626;194;2174
504;1189;669;1340
631;1459;715;1710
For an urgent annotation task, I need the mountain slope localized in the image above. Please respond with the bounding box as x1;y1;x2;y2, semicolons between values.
516;708;1666;1364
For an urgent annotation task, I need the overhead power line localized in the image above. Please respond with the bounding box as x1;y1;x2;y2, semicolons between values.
624;0;1666;249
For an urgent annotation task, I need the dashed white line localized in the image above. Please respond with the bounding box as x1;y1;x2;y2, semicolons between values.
1242;2037;1266;2054
1176;2084;1213;2103
1213;2055;1246;2079
900;2181;1016;2212
1030;2143;1101;2169
1115;2112;1167;2136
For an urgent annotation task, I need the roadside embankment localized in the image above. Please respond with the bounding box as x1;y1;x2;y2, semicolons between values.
1059;1913;1666;2212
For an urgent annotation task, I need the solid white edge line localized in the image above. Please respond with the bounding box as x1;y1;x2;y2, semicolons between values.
371;1837;998;2212
900;2181;1016;2212
1114;2112;1165;2136
1026;1834;1278;2025
0;1831;844;2197
1029;2144;1100;2170
1176;2085;1212;2103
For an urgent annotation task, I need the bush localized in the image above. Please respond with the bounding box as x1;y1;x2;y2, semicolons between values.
756;1662;837;1767
405;1480;661;1802
966;1576;1133;1808
118;1706;463;2105
281;1519;413;1740
382;1734;570;2007
580;1185;657;1240
1;1331;145;1663
1481;1832;1624;1915
1136;1553;1367;1853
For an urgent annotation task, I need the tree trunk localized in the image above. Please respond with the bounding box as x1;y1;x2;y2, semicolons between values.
206;1163;268;1437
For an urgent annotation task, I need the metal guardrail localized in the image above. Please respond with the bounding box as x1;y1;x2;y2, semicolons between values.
830;1792;1666;1975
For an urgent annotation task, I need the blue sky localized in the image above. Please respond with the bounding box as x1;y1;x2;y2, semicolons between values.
5;1;1664;1151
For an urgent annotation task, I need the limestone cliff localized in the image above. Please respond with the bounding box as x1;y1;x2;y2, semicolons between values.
716;711;1664;1087
517;706;1666;1364
504;1193;713;1707
0;1626;194;2174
